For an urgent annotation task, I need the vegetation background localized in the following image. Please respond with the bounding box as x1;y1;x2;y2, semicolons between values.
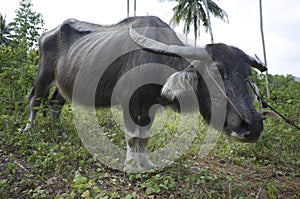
0;0;299;198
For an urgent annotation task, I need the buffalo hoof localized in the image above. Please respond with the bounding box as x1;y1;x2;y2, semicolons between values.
124;153;155;173
23;123;34;132
54;126;67;139
139;153;155;171
124;158;145;173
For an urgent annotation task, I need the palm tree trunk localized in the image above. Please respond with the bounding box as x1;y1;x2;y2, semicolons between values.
134;0;136;16
259;0;270;97
127;0;130;17
203;0;214;43
194;15;197;47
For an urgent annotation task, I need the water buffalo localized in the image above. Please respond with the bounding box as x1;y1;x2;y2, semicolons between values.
24;16;267;171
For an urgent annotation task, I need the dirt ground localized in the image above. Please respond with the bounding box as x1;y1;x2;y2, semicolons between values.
1;149;299;198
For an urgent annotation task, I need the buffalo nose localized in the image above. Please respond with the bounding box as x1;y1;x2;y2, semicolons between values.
241;117;263;139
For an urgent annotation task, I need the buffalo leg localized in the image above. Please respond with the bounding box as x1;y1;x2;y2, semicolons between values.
24;96;37;131
137;114;155;170
24;70;54;131
138;103;162;170
24;86;50;131
123;103;157;172
124;128;153;172
123;105;142;172
124;126;143;172
50;88;66;136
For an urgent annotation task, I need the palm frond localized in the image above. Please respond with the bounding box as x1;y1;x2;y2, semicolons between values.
166;0;228;44
207;0;228;23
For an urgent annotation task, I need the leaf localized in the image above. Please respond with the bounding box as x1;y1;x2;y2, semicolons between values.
81;190;90;198
145;184;161;195
0;179;8;186
125;191;137;199
88;179;95;187
73;173;87;184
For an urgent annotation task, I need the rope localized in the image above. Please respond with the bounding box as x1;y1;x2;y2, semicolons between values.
201;60;299;131
205;64;246;121
246;80;300;131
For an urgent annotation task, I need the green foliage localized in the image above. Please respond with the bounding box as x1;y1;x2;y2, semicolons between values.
0;0;44;132
138;174;176;195
9;0;45;50
69;173;103;198
0;46;37;121
0;13;12;46
252;72;300;123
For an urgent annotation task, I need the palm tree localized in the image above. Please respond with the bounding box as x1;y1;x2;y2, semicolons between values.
0;13;12;46
165;0;228;46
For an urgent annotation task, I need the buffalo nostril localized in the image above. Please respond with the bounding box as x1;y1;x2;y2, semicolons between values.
243;131;252;139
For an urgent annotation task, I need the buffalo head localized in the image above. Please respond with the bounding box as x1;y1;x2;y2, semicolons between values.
130;25;267;143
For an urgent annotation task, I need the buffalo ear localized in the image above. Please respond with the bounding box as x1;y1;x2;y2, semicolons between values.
161;67;198;100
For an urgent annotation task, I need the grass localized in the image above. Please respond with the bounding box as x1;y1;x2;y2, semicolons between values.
0;64;299;198
0;102;299;198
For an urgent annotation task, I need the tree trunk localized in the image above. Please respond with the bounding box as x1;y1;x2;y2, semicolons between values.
127;0;130;18
134;0;136;16
203;0;214;43
193;15;197;47
259;0;270;97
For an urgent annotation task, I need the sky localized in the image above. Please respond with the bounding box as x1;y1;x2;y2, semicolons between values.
1;0;300;76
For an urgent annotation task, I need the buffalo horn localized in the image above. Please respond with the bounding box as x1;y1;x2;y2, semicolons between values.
248;54;268;72
260;110;281;121
129;25;209;60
